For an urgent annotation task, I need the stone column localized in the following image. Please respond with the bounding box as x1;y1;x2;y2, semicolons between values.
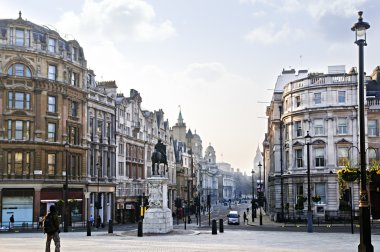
143;176;173;234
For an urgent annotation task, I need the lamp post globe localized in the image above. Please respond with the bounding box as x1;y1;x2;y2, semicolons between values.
352;11;373;252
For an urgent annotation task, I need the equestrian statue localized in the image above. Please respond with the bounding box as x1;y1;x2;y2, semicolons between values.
151;139;168;176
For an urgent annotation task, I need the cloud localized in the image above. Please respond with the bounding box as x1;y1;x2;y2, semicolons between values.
244;23;304;45
183;62;226;82
55;0;176;42
240;0;367;20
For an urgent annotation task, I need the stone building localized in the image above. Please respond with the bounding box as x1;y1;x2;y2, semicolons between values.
265;66;380;221
86;77;117;225
0;13;88;224
114;90;175;223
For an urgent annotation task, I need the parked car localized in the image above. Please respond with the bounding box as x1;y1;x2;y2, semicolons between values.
227;211;240;225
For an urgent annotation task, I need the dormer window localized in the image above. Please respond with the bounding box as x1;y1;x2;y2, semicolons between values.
72;47;78;61
48;38;56;53
15;28;24;46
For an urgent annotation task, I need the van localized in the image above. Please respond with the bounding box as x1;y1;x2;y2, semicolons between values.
227;211;240;225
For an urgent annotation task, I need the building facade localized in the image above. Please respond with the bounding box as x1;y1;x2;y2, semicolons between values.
0;13;88;225
265;66;380;221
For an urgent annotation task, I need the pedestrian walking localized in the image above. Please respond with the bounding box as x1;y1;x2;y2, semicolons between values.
243;212;247;224
89;215;94;226
9;215;14;229
44;205;60;252
96;215;101;228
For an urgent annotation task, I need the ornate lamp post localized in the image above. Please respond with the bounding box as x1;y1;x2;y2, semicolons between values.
251;169;255;222
258;162;263;225
351;11;373;252
63;141;70;232
304;131;313;233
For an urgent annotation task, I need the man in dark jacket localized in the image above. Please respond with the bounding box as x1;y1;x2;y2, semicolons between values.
45;205;60;252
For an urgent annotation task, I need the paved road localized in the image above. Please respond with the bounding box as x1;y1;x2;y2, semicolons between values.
1;226;380;252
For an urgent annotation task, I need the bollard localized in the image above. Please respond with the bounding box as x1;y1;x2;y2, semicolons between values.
219;219;224;233
212;219;217;235
87;221;91;236
108;219;113;234
137;220;143;237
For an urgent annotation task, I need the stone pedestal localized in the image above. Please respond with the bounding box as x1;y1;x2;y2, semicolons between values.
143;176;173;234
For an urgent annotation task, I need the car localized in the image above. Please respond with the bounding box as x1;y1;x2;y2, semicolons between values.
227;210;240;225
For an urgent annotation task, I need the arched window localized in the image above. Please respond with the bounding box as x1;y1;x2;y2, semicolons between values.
7;63;32;77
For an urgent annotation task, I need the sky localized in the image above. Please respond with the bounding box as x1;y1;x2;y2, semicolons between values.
2;0;380;174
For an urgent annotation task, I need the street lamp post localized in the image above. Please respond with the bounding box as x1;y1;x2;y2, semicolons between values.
351;11;373;252
251;169;255;222
258;162;263;226
305;131;313;233
63;142;70;232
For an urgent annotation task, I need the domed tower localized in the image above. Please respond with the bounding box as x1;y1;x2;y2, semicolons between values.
191;130;203;159
204;144;216;164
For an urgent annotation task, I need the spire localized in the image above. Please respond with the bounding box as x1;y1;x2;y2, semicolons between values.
18;11;22;20
177;106;185;126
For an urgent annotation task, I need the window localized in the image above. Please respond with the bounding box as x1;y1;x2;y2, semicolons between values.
315;148;325;167
119;143;124;155
15;121;23;140
72;47;78;61
48;38;56;53
25;152;30;175
337;147;349;167
337;118;348;134
15;152;23;175
48;65;56;80
7;63;31;77
71;101;78;117
7;120;30;140
7;153;12;174
368;120;378;136
285;150;289;169
368;148;378;165
314;119;324;136
296;149;303;168
68;125;80;145
47;153;56;175
8;92;31;110
15;28;25;46
71;72;79;86
315;183;326;204
47;123;56;142
7;120;11;140
295;96;301;107
98;121;103;143
118;162;124;176
90;118;94;141
314;93;321;104
48;96;56;113
295;121;302;137
338;91;346;103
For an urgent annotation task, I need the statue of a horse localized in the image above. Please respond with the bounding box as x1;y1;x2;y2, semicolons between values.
151;150;168;176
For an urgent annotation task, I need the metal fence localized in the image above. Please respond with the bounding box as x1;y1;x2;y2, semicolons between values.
0;221;88;232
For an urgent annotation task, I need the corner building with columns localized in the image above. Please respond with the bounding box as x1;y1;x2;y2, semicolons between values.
0;13;88;225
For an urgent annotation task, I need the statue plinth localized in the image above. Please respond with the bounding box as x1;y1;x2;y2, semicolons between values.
143;176;173;234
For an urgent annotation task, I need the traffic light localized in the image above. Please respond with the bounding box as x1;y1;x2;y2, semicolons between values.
144;196;149;207
207;195;211;207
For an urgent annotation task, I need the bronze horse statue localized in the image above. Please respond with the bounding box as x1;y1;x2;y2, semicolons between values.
151;140;168;176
